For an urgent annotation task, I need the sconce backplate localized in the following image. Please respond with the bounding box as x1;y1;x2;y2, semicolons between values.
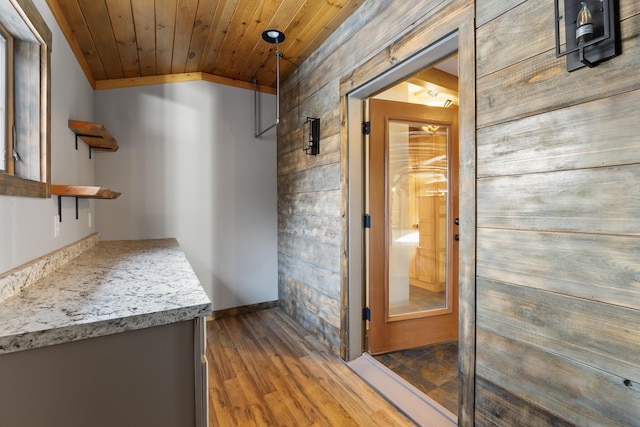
560;0;620;71
303;117;320;156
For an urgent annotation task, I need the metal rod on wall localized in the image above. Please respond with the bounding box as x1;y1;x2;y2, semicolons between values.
254;30;285;139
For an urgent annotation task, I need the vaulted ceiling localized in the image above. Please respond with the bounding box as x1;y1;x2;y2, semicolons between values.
45;0;364;92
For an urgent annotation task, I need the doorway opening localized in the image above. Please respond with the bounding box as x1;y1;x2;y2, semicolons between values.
346;32;462;426
368;60;460;412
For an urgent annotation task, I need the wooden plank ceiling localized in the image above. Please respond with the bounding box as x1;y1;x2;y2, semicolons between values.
45;0;364;92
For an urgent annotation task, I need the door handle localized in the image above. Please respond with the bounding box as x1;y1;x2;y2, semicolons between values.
454;218;459;226
455;234;459;241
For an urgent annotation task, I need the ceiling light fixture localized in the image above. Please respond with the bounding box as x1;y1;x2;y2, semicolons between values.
421;125;440;134
262;29;285;44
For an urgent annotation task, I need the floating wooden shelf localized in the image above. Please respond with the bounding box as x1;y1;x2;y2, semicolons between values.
68;120;119;156
51;185;121;199
60;121;121;220
51;185;121;221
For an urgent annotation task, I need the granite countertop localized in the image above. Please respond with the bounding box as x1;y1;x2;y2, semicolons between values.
0;238;212;355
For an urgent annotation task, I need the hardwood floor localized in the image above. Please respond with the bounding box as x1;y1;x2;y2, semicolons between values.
206;308;415;426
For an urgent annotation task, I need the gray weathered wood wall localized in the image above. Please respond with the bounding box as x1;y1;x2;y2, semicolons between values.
278;0;640;424
277;0;470;356
475;0;640;425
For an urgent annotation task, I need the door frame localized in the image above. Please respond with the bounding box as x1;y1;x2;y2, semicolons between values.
339;16;476;426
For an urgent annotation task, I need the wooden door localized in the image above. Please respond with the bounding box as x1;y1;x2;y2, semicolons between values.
368;98;459;354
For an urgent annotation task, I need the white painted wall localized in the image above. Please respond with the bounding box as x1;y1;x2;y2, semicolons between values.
94;82;278;310
0;1;278;312
0;0;95;274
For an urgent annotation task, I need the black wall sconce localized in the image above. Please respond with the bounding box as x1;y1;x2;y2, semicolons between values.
554;0;621;71
303;117;320;155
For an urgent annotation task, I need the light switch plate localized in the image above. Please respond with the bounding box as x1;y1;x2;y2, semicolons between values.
54;215;60;237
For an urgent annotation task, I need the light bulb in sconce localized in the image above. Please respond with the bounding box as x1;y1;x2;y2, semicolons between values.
576;2;594;45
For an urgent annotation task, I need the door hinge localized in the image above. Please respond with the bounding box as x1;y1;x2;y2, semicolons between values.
362;307;371;321
363;214;371;229
362;121;371;135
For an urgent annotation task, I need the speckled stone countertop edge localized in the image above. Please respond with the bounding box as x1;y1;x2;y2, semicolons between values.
0;304;211;355
0;234;100;304
0;238;212;355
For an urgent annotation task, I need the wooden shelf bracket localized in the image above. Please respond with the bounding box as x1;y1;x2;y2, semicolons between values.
54;194;79;222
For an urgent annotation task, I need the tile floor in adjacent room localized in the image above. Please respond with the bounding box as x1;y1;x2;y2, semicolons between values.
372;340;459;414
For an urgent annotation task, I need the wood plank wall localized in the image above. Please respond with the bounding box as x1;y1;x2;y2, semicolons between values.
277;0;467;355
278;0;391;355
279;0;640;424
475;0;640;425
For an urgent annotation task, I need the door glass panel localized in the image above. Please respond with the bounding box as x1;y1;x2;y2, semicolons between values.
388;120;448;317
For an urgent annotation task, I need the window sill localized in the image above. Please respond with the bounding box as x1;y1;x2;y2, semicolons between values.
0;174;48;198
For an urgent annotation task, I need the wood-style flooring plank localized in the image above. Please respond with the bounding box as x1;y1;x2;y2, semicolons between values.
206;308;415;426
